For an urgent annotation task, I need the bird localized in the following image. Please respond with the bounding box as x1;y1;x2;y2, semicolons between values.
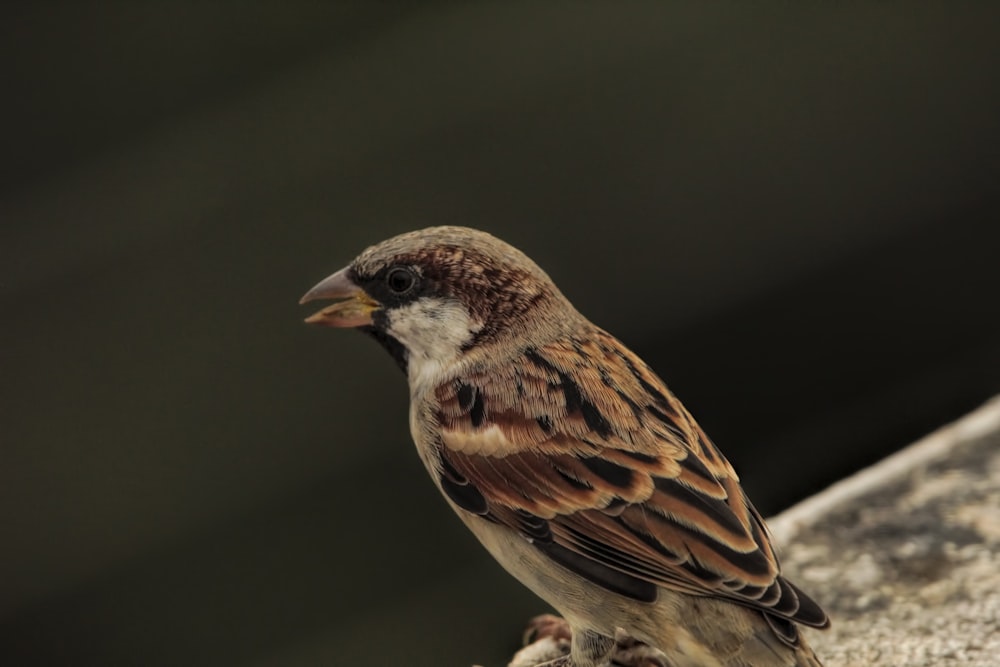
300;226;829;667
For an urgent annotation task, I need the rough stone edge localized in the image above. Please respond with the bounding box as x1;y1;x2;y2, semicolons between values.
767;394;1000;546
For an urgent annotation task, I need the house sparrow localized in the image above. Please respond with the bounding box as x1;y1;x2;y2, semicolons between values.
301;227;829;667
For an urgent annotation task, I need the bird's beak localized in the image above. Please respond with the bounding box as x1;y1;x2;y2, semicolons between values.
299;267;381;328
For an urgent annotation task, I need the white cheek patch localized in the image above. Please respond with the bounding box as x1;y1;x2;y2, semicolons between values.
386;298;480;392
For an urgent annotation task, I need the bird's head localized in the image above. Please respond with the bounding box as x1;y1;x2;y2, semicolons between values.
301;226;581;389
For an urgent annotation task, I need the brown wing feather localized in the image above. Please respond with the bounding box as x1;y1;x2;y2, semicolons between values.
434;329;829;637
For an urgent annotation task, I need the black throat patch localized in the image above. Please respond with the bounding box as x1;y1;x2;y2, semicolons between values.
359;324;408;374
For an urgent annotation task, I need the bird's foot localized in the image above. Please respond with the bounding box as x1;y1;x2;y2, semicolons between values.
523;614;573;646
508;614;572;667
508;615;667;667
609;629;669;667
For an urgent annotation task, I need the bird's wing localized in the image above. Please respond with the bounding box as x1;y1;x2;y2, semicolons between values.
433;329;828;639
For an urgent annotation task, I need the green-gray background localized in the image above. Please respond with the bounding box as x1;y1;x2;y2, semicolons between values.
3;4;999;665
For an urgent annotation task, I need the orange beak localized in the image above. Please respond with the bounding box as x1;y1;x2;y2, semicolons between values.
299;268;380;328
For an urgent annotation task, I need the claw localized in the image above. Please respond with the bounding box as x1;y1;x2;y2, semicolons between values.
522;614;572;646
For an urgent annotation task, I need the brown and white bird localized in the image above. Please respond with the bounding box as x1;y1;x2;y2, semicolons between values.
301;227;828;667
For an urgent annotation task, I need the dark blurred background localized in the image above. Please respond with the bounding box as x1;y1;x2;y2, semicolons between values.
2;3;999;665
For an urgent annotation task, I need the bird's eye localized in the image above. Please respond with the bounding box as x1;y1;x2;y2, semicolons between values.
385;267;417;295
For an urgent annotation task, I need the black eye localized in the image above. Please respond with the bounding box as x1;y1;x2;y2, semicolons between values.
385;266;417;295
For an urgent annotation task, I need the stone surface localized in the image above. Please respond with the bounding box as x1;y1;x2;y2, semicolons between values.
771;396;1000;667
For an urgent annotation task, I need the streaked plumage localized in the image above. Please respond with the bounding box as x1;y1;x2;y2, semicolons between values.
302;226;828;666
